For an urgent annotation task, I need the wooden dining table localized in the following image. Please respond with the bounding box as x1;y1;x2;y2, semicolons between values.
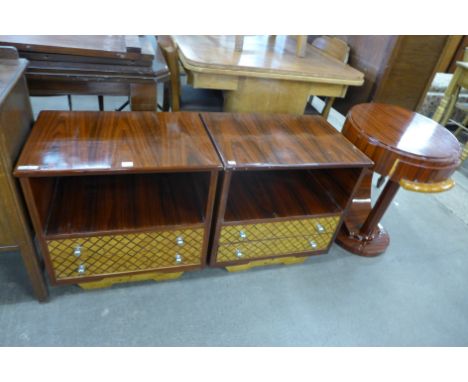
173;35;365;115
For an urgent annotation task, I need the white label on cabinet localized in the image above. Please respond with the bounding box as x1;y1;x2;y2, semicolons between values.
227;160;237;165
121;161;134;168
17;165;40;170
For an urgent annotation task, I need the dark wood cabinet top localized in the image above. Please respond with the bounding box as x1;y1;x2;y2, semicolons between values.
347;103;461;162
201;113;373;170
15;111;222;176
0;35;154;62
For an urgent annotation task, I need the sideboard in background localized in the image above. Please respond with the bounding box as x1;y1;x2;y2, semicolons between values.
320;35;464;114
0;46;48;301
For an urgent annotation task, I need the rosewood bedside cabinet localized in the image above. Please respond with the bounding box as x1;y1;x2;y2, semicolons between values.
0;47;48;301
202;113;373;271
14;111;221;289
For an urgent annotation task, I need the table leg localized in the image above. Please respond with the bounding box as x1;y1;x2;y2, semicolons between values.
336;173;400;257
18;241;49;301
98;95;104;111
130;83;157;111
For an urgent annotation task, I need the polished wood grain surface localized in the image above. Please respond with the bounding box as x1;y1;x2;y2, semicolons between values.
206;112;371;267
201;113;373;169
174;35;363;84
45;173;209;237
15;111;222;176
348;103;460;158
224;170;342;222
337;103;461;257
0;35;154;63
343;103;461;183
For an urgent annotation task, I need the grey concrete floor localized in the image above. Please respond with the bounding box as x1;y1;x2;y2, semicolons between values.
0;96;467;346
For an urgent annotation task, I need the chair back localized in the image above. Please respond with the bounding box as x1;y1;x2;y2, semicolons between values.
157;36;181;111
312;36;349;63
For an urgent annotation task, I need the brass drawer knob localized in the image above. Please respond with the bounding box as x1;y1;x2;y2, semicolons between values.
235;249;244;258
239;230;247;240
77;264;86;274
176;236;184;246
73;245;82;257
315;223;325;233
309;240;318;249
175;253;183;264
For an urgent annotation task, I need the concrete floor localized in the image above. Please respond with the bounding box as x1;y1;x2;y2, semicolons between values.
0;96;467;346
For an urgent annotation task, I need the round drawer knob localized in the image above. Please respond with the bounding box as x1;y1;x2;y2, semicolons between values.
73;245;82;257
77;264;86;274
239;230;247;240
235;249;244;258
176;236;184;246
315;223;325;233
309;240;318;249
175;253;183;264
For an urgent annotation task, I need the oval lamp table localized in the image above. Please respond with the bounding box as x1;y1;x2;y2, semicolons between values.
336;103;462;256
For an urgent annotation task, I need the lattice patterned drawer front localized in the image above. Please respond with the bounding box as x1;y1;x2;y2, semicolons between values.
47;228;204;281
219;216;340;244
216;232;335;263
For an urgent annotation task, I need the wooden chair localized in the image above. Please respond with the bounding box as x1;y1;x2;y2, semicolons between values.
157;36;224;112
433;47;468;163
304;36;350;119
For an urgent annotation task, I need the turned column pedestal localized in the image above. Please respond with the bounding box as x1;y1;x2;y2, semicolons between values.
336;103;462;257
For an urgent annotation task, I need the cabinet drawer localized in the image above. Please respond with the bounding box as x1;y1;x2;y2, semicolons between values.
219;216;340;244
217;232;334;263
47;228;204;281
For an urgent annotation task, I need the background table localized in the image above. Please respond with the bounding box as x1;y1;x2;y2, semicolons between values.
173;35;364;115
0;35;169;111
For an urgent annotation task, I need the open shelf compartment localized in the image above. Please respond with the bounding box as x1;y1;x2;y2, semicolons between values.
223;168;362;223
28;172;211;239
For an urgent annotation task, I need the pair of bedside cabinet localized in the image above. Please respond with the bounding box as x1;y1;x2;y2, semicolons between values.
14;111;372;289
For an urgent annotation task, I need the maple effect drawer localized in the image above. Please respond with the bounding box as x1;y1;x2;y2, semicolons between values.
47;228;204;281
219;216;340;244
216;232;335;263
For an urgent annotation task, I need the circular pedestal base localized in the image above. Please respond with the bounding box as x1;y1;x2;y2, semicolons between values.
335;225;390;257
